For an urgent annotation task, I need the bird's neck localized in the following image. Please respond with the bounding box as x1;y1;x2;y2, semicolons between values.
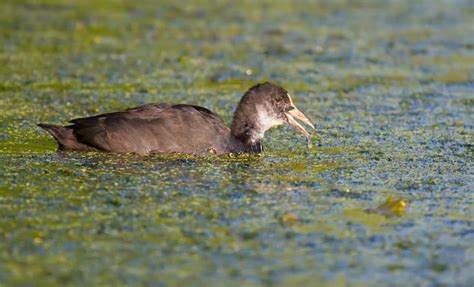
230;130;264;154
230;104;267;153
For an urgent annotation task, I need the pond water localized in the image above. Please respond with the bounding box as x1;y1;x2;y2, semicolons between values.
0;0;473;286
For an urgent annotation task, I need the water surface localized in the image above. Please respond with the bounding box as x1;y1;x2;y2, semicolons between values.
0;0;473;286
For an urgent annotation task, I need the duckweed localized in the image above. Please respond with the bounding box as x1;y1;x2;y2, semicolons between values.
0;0;473;286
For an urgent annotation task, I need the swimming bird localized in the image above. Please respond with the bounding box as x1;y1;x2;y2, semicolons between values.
38;82;314;155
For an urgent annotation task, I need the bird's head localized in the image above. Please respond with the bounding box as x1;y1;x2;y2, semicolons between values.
231;82;315;150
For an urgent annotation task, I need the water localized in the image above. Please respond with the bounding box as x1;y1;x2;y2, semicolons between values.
0;0;473;286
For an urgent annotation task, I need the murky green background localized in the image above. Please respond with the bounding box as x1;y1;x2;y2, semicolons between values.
1;0;473;286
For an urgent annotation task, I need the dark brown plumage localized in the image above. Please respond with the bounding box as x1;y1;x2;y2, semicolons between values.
38;82;314;155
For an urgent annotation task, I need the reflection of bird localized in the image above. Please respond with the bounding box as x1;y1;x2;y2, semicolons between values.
38;82;314;155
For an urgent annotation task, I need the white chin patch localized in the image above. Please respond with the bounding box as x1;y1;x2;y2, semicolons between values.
256;105;284;131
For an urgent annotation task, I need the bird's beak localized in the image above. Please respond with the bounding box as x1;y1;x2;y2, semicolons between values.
284;94;315;136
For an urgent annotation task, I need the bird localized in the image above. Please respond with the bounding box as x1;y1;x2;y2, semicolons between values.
38;82;315;155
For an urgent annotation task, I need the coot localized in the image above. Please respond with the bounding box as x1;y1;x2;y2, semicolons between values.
38;82;314;155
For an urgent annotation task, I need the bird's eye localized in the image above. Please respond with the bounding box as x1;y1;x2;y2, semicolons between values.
285;106;294;112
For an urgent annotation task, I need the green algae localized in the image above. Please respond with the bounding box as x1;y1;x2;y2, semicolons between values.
1;0;473;286
365;198;408;217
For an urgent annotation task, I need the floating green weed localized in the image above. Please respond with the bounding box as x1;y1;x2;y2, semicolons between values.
0;0;473;286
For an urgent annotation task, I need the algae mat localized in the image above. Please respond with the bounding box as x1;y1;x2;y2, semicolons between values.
0;0;473;286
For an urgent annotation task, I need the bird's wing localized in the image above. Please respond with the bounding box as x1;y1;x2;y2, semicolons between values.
69;103;230;154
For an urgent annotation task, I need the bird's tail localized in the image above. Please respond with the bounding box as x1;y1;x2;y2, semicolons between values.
37;123;72;149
